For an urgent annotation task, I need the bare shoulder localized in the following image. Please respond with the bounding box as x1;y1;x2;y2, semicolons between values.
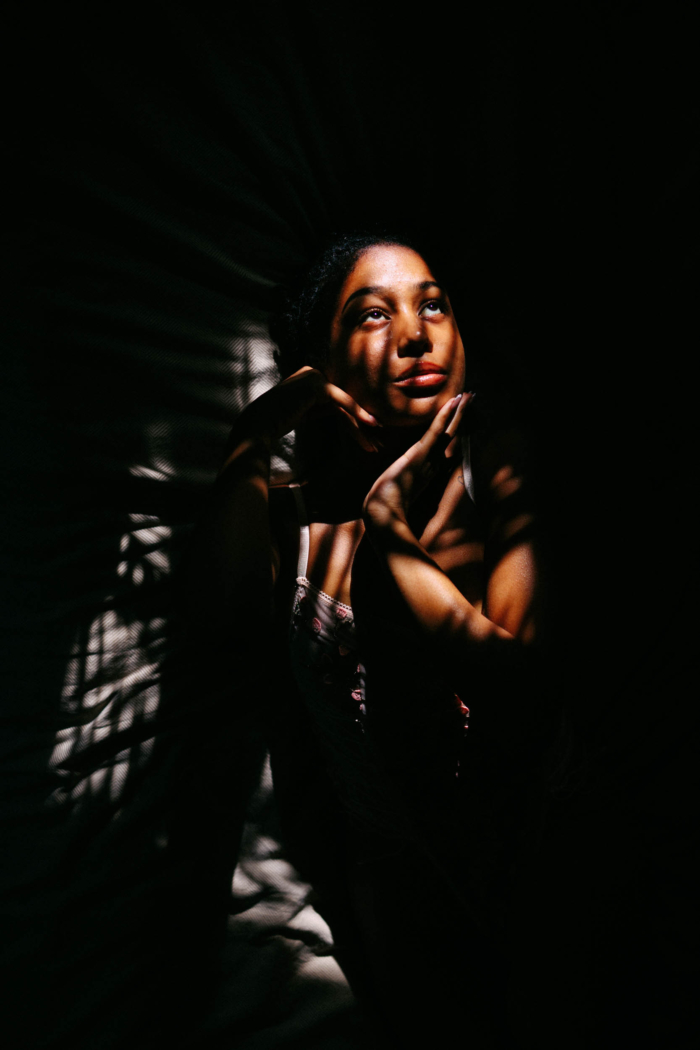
472;426;538;640
471;426;534;525
473;426;531;493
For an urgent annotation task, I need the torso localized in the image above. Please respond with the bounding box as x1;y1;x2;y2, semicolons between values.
265;432;535;1038
269;453;480;844
289;457;486;615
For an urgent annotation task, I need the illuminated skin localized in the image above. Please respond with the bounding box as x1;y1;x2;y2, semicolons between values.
304;246;533;647
182;243;537;1046
195;243;536;657
326;245;466;427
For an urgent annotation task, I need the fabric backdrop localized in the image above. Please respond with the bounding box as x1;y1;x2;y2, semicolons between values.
2;4;696;1048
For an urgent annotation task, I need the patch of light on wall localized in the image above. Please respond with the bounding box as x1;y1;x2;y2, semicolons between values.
117;513;172;582
228;321;296;480
49;496;173;807
50;607;163;806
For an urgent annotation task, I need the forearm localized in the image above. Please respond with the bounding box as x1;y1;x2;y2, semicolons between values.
187;424;276;633
184;366;378;638
365;517;513;655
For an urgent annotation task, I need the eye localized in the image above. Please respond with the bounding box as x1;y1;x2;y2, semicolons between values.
359;307;388;325
420;299;446;317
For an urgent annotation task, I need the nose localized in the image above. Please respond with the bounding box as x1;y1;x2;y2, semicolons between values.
396;310;431;358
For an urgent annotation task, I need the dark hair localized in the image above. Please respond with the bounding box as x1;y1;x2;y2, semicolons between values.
270;230;423;378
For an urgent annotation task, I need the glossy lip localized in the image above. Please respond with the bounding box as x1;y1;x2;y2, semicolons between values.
395;362;447;380
393;364;448;389
393;373;449;390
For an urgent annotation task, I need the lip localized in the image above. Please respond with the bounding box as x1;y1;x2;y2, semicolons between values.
395;362;447;380
393;366;448;389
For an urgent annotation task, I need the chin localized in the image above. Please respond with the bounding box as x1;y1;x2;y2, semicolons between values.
381;398;449;428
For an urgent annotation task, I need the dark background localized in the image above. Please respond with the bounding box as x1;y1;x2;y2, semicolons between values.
2;3;696;1047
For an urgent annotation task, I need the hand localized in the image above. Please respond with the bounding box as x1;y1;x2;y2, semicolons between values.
362;392;473;529
224;366;381;466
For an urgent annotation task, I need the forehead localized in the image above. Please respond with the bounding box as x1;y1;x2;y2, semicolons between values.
343;244;434;293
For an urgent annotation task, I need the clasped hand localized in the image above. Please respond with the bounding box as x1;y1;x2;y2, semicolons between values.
362;393;472;530
227;365;471;531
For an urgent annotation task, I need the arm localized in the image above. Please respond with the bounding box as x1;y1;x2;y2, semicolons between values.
185;367;380;640
362;397;536;661
365;516;515;645
478;433;537;642
187;423;277;638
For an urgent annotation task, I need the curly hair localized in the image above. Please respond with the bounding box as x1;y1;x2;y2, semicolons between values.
270;230;423;378
268;229;519;483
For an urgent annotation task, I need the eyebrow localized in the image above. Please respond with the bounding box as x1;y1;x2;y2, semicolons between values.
341;280;443;315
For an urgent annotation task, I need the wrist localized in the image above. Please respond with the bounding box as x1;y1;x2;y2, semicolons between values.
363;499;410;538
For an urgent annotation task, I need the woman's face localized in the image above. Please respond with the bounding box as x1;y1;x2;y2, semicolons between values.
326;244;466;427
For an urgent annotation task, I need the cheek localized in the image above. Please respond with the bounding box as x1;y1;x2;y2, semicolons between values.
455;353;466;389
343;334;387;393
450;339;466;387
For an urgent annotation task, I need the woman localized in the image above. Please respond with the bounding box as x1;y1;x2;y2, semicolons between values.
192;232;538;1044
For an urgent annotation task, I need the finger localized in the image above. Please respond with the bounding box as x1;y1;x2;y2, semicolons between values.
325;382;381;428
420;395;464;450
337;406;380;452
416;394;470;472
391;397;461;480
444;391;475;456
445;391;474;440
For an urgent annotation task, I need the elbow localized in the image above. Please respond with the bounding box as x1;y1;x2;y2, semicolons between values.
439;601;517;655
441;602;512;649
471;610;515;645
484;598;537;644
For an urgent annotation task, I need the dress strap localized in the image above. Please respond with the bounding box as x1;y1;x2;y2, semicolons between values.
461;433;476;504
289;483;310;579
